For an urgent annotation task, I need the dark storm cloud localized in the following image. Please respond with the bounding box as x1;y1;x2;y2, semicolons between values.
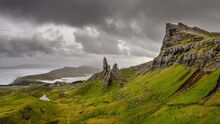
74;30;121;55
1;0;220;57
1;0;220;31
0;36;59;57
0;0;110;26
0;31;81;57
74;26;160;57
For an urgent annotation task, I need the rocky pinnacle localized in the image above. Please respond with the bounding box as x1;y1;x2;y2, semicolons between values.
103;57;108;72
102;57;123;87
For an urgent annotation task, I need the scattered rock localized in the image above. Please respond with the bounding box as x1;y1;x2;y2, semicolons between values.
79;111;84;114
25;106;33;111
40;108;45;113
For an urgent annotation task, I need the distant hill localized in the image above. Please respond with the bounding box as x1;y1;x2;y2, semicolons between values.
10;66;101;85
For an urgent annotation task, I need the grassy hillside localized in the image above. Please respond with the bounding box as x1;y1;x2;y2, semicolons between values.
20;66;100;80
11;66;100;85
0;64;220;124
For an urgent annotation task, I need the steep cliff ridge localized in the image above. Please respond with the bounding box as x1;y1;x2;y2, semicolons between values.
152;22;220;71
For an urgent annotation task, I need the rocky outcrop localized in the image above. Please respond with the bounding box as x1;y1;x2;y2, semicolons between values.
103;57;110;72
102;57;111;86
101;57;123;87
112;63;121;80
152;22;220;71
112;63;124;87
103;68;111;86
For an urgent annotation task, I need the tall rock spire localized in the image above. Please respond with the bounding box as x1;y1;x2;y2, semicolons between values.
103;57;108;72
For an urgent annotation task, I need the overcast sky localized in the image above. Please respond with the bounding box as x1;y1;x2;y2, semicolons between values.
0;0;220;69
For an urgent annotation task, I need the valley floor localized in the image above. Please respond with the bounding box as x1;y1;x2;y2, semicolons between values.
0;64;220;124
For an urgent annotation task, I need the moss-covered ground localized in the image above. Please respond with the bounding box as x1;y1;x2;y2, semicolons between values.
0;64;220;124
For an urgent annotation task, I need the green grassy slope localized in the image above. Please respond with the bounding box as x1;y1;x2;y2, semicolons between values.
0;64;220;124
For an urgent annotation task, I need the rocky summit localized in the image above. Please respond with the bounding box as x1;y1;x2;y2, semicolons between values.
152;22;220;71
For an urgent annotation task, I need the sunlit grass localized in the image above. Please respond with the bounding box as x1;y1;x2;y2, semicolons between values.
0;65;220;124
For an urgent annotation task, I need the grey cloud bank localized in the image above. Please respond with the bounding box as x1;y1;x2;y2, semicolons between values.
0;0;220;66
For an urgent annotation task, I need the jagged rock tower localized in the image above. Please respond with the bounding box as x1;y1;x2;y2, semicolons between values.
101;57;123;87
103;57;110;72
102;57;112;86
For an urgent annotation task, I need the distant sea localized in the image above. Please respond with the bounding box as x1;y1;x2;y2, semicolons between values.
0;68;52;85
0;68;93;85
38;75;92;84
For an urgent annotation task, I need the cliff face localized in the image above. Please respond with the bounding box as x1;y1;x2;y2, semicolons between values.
152;22;220;71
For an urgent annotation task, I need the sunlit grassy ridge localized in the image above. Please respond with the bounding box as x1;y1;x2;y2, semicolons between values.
0;64;220;124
